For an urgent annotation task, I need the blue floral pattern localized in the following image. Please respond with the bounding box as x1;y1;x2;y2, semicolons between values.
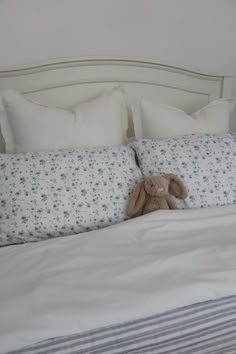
0;146;141;246
131;134;236;209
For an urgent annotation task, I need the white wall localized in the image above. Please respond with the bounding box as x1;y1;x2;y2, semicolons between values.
0;0;236;95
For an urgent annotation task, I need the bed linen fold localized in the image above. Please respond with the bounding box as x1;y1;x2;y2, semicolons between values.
1;204;236;353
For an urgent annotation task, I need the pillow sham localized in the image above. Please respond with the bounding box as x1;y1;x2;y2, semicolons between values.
0;146;141;246
131;134;236;209
133;99;235;139
0;87;128;153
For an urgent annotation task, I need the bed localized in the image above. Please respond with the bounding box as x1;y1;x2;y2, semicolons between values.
0;57;236;354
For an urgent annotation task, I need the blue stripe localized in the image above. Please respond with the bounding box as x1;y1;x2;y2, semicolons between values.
12;296;236;353
113;320;236;354
211;343;236;354
7;295;236;354
80;320;236;354
28;304;236;354
33;310;236;354
47;302;236;353
123;331;236;354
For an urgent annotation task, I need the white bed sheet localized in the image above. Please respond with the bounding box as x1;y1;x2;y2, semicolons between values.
1;205;236;353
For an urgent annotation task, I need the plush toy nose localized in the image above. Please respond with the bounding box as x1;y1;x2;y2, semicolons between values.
158;187;164;192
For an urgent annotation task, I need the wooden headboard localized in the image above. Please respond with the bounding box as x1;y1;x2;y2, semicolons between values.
0;56;233;151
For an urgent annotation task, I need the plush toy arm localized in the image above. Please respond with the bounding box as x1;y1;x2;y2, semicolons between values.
127;182;146;217
164;174;188;200
165;195;177;210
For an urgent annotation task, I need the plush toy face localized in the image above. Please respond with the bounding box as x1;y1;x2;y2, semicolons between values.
144;176;169;197
127;173;188;217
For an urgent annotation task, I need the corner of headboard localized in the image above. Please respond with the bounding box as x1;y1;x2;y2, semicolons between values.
222;76;233;98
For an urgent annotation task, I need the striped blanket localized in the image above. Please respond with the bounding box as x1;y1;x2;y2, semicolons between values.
8;295;236;354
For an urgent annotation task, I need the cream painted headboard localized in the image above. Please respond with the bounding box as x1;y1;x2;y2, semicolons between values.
0;56;233;152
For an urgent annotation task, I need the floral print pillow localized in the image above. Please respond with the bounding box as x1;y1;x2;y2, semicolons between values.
0;146;142;246
131;134;236;209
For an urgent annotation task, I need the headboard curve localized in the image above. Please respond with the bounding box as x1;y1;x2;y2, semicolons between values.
0;56;233;150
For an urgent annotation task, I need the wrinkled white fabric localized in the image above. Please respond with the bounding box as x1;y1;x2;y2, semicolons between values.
1;204;236;353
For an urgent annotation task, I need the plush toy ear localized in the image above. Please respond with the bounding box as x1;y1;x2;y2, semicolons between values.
127;181;146;217
164;174;188;200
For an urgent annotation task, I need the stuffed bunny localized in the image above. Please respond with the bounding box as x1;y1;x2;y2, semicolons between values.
127;174;188;218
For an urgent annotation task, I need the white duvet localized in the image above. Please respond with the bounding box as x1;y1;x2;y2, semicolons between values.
1;205;236;353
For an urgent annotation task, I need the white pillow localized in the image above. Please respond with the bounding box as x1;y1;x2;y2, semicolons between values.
0;88;128;153
133;99;235;139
